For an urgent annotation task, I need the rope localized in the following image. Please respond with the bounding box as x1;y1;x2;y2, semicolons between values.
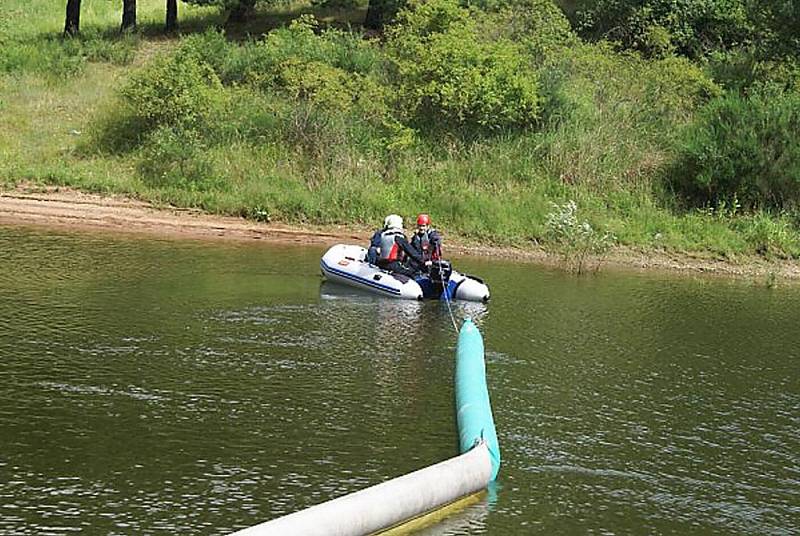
443;284;460;334
433;261;459;334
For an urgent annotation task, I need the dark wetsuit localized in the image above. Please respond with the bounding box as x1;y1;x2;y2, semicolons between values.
366;229;383;264
408;228;442;273
410;229;442;260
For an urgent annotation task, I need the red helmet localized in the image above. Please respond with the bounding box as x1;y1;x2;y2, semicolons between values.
416;213;431;226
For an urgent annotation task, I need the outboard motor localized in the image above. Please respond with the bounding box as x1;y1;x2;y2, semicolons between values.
429;260;453;296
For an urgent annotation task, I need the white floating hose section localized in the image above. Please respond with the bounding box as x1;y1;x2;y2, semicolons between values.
229;321;500;535
229;441;493;536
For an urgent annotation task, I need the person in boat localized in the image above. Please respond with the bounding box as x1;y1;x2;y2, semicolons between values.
408;213;453;292
410;213;443;264
367;214;426;277
366;220;385;265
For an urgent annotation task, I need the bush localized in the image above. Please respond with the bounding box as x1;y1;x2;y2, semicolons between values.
574;0;753;59
642;55;721;120
120;49;224;131
535;42;719;191
668;90;800;210
483;0;577;61
387;0;540;130
545;200;616;273
181;18;384;86
708;48;800;94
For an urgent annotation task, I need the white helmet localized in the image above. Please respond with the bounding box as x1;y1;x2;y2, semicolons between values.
384;214;403;230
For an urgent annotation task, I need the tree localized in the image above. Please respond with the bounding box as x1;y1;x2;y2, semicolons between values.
228;0;256;23
365;0;404;30
121;0;137;32
166;0;178;31
64;0;82;36
748;1;800;61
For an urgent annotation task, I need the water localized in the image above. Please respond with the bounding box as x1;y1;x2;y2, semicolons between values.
0;225;798;535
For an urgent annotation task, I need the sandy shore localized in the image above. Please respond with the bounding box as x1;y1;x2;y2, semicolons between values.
2;186;798;282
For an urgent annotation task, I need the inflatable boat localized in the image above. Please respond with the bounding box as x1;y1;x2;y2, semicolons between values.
320;244;490;302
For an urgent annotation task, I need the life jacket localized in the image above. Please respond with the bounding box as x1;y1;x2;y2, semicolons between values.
413;229;440;261
379;229;404;261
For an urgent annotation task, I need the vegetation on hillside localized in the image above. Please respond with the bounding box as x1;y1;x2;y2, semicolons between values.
1;0;799;264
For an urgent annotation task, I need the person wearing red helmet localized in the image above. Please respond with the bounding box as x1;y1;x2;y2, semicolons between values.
410;213;443;266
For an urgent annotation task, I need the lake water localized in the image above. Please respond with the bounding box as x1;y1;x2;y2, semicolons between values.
0;225;798;535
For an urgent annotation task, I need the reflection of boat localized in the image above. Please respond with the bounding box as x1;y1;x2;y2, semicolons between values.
320;244;490;302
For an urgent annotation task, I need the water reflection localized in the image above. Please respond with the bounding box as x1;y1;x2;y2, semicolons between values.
320;280;489;327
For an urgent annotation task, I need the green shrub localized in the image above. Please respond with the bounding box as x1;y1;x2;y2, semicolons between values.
387;0;540;130
120;50;225;130
708;48;800;94
535;42;718;191
668;90;800;210
256;16;383;75
171;30;234;78
642;55;721;120
184;17;384;87
574;0;753;59
484;0;577;61
545;200;616;273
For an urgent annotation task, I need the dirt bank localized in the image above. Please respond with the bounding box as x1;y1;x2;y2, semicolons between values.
2;185;798;282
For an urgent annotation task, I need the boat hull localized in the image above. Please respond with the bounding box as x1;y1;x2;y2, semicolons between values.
320;244;423;300
320;244;490;302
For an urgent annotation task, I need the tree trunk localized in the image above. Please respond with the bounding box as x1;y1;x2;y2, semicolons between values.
121;0;137;32
365;0;402;31
64;0;82;36
227;0;256;24
166;0;178;32
364;0;385;31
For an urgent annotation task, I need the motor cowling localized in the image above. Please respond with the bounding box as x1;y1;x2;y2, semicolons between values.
430;260;452;283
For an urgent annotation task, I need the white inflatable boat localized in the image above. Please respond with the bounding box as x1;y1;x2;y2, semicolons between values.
320;244;490;302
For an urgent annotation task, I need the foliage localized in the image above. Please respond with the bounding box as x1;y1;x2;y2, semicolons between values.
386;0;540;130
0;32;138;78
572;0;800;72
545;200;616;273
668;90;800;211
482;0;577;61
745;1;800;62
734;212;799;259
536;41;719;192
177;19;384;86
136;126;221;191
707;48;800;94
573;0;753;59
120;48;225;131
4;0;800;266
311;0;360;7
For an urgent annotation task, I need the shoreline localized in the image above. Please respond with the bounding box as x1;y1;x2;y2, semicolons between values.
2;186;798;282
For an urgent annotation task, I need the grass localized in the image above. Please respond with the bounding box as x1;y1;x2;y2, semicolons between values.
1;0;799;264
